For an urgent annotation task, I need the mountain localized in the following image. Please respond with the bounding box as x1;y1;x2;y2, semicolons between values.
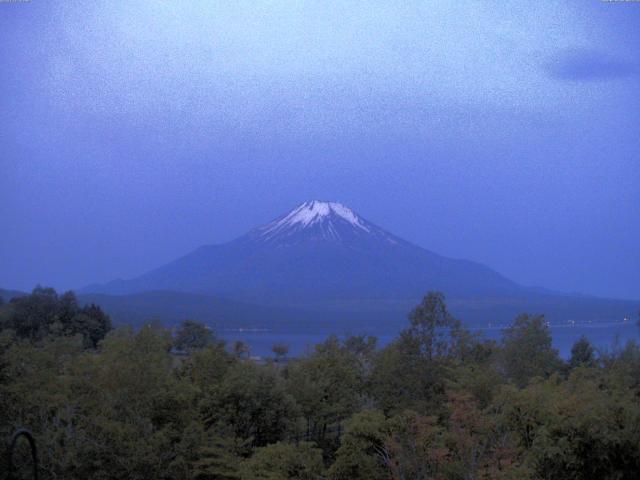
86;200;520;302
84;201;637;328
0;288;26;302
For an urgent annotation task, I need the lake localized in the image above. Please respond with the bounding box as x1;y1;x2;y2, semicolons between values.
220;321;639;359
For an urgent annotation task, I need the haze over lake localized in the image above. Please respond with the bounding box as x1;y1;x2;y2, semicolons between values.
220;321;640;360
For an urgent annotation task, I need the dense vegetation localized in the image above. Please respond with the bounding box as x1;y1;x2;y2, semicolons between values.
2;288;640;479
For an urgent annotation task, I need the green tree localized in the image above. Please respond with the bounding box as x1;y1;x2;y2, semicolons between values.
0;287;111;347
0;286;59;341
287;336;364;448
344;334;377;358
370;293;464;414
404;291;462;360
385;410;447;480
449;338;503;409
500;314;563;387
329;410;389;480
0;335;84;478
201;362;298;449
233;340;251;359
174;319;216;352
170;423;244;480
569;335;597;369
74;302;112;348
178;342;236;390
239;442;324;480
601;339;640;392
495;373;640;478
442;392;503;479
272;343;289;363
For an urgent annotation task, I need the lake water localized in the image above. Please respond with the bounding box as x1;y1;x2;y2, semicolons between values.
220;321;639;359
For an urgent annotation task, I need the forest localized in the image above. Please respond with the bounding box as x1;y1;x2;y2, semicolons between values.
2;287;640;479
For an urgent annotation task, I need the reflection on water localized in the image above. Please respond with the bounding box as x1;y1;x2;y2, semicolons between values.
220;321;639;359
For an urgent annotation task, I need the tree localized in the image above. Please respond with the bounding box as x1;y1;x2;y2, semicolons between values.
239;442;324;480
370;293;463;414
0;286;59;340
442;392;501;478
174;319;216;352
569;336;597;369
76;303;112;348
500;314;563;387
385;410;448;480
601;339;640;392
6;285;640;480
233;340;251;359
171;423;244;480
344;335;377;358
178;343;236;390
403;291;462;360
448;338;503;409
0;287;111;347
329;410;389;480
64;325;194;479
201;362;298;449
495;373;640;478
287;336;364;448
272;343;289;363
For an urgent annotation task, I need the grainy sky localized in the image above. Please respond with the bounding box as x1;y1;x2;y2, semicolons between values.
1;1;639;299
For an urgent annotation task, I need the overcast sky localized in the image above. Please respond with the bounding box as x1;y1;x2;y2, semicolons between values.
1;1;639;299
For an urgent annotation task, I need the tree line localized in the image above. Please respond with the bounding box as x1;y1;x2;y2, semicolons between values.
2;287;640;479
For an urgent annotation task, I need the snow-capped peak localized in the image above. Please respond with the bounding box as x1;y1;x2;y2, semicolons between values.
283;201;368;231
259;200;371;240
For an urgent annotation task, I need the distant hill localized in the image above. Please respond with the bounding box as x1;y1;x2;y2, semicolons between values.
3;286;636;334
0;288;26;302
77;290;313;331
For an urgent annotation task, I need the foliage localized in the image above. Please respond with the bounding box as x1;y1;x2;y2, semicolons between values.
174;319;218;352
328;410;389;480
499;313;563;386
286;335;364;449
569;335;598;369
271;343;289;362
2;289;640;479
494;371;640;478
239;442;324;480
0;286;111;347
369;293;464;414
201;362;298;450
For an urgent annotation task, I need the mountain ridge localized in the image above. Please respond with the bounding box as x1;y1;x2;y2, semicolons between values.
81;200;637;327
85;200;520;302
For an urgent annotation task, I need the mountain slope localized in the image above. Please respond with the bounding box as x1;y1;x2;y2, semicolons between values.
84;201;637;327
0;288;26;302
87;200;520;303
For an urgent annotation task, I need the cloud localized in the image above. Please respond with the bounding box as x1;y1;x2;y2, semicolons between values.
545;48;638;81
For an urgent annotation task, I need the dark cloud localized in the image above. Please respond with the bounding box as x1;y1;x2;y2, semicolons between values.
546;48;638;81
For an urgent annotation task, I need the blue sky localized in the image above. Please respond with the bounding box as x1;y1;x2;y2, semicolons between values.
1;1;639;299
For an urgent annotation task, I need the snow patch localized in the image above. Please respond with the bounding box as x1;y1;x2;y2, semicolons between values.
261;200;371;237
